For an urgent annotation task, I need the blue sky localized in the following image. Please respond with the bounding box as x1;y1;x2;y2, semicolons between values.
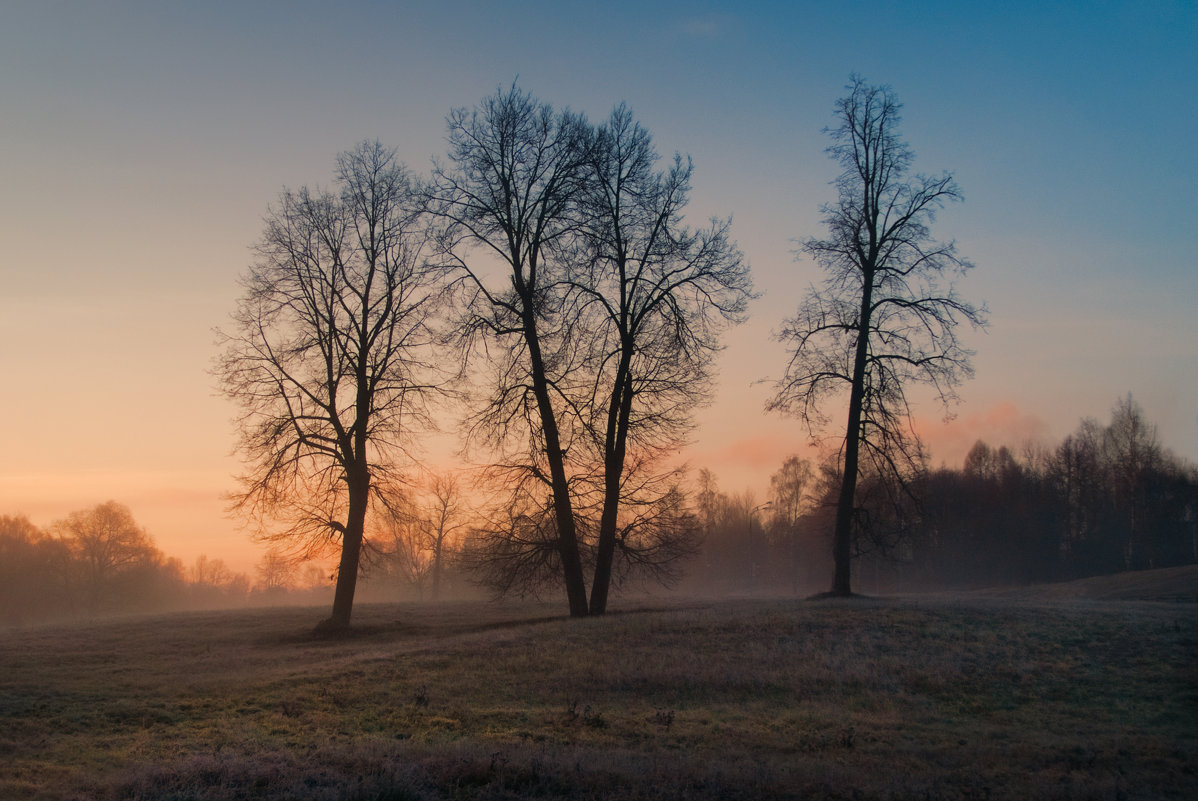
1;0;1194;569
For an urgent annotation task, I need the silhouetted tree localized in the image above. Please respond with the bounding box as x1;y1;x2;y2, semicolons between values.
188;554;251;607
217;141;444;631
1104;394;1163;569
429;89;745;614
459;490;566;599
255;548;296;593
424;472;469;601
426;84;593;616
574;104;751;614
768;75;985;596
190;554;234;588
371;495;435;598
893;397;1197;589
54;501;160;608
686;473;768;593
1050;418;1109;571
767;456;815;591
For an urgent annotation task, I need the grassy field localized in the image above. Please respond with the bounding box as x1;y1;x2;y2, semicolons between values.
1;581;1195;800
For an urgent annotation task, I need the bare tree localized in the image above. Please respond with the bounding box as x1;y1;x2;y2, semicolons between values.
190;554;235;588
375;503;434;597
769;456;815;534
1051;417;1107;567
299;563;333;591
573;104;751;614
216;140;443;631
459;486;566;600
768;76;986;596
767;455;815;591
424;472;469;600
426;84;593;616
1103;394;1164;569
54;501;158;607
255;548;296;593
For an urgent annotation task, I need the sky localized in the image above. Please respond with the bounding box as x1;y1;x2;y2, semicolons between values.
2;0;1195;576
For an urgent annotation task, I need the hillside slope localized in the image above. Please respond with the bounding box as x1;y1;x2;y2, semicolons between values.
974;563;1198;603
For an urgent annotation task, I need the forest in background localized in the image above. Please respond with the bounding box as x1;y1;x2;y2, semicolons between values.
3;394;1194;627
690;395;1197;597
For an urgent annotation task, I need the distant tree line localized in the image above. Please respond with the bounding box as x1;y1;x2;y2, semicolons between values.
5;395;1191;625
0;502;358;626
683;396;1197;596
1;502;186;625
907;395;1197;589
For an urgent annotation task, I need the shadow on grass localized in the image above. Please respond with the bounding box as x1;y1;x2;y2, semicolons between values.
280;601;714;646
806;591;874;601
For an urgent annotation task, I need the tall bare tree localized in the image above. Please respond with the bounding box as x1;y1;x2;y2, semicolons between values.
217;141;443;631
768;76;985;596
574;104;751;613
426;85;593;616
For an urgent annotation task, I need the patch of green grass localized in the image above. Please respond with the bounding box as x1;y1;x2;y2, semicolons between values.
1;597;1195;800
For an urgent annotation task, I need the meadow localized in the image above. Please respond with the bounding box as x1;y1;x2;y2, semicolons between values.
1;574;1195;800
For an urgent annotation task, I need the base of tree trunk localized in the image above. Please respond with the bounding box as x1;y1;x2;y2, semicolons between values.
806;590;867;600
312;617;352;637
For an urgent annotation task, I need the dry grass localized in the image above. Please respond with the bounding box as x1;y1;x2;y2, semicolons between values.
1;590;1195;800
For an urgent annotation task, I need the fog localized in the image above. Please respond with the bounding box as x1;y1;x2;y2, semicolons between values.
5;392;1194;629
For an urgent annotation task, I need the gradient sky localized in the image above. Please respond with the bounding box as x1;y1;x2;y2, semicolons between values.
2;1;1195;575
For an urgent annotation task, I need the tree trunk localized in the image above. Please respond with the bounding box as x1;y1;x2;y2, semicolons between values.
831;403;862;596
431;539;443;601
830;265;875;597
589;469;621;615
590;357;634;616
523;301;589;617
324;471;368;631
589;487;619;615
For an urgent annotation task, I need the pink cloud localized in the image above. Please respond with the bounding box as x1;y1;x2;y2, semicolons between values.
683;426;818;493
914;401;1051;468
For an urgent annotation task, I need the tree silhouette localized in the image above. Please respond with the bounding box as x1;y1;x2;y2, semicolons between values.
54;501;158;607
768;75;985;596
429;88;747;614
424;472;469;601
575;104;751;613
217;141;444;631
426;84;593;616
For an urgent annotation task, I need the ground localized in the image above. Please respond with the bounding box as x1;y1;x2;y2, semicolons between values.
1;570;1195;800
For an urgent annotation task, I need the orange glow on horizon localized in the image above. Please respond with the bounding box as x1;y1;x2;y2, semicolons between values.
0;469;262;576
